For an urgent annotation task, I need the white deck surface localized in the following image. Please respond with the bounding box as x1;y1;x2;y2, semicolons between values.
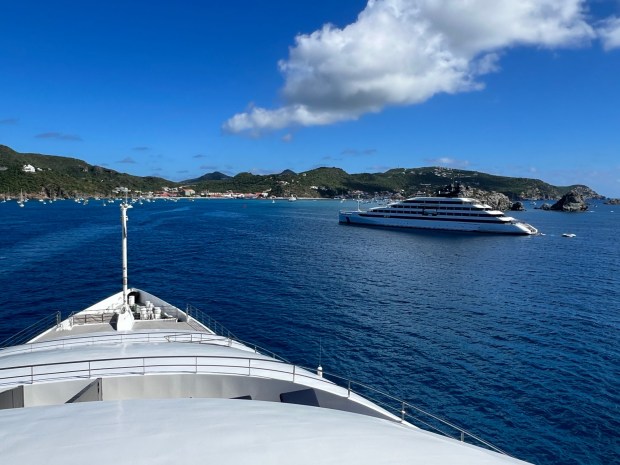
0;336;269;369
0;398;531;465
33;319;206;341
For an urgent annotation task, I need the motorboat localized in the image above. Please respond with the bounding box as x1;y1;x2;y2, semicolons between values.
0;201;533;464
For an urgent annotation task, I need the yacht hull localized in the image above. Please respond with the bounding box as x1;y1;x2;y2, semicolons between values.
339;211;537;235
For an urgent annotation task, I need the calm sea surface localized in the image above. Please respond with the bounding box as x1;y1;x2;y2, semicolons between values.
0;199;618;464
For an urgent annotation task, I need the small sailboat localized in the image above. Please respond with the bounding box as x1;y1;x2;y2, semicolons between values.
18;190;25;207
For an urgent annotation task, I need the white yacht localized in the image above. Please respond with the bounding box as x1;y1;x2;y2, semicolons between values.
340;196;538;235
0;202;532;464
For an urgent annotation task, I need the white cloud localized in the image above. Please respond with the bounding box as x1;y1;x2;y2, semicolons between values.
426;156;470;168
598;16;620;50
223;0;594;135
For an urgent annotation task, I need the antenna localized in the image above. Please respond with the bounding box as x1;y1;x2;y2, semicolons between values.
317;337;323;378
120;199;132;306
117;192;134;331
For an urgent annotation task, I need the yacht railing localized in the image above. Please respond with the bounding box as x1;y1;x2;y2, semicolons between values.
163;332;291;363
316;370;509;455
0;312;61;348
0;331;225;356
67;310;118;325
0;352;509;456
185;304;235;339
0;305;509;456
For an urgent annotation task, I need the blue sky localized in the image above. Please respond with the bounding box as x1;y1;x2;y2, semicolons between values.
1;0;619;196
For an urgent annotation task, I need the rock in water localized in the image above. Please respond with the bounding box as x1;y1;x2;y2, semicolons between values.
511;201;525;211
550;191;588;212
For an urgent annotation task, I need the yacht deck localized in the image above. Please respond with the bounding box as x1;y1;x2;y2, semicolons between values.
33;318;208;342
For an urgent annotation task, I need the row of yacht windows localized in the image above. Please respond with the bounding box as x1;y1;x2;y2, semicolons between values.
369;209;503;218
403;200;475;205
383;205;493;212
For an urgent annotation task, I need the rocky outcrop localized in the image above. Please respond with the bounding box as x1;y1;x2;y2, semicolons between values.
550;191;588;212
567;185;604;200
510;201;525;211
604;198;620;205
436;182;511;210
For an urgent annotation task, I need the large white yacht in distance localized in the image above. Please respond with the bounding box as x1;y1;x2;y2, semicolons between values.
0;202;533;464
340;196;538;235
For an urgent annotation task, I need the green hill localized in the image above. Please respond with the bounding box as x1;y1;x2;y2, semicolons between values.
0;144;600;200
0;145;171;198
184;166;598;200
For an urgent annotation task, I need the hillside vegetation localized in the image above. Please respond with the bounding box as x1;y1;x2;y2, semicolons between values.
0;144;600;200
0;145;169;197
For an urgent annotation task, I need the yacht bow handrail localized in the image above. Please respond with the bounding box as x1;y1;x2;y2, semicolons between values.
315;369;510;456
0;331;225;356
0;307;509;456
0;312;60;348
185;304;236;339
0;352;509;456
162;332;291;363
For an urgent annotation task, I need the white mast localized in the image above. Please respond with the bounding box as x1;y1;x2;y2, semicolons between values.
117;197;134;331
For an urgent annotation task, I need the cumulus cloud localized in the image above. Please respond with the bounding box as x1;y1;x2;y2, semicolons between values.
597;16;620;50
282;133;294;142
193;154;207;158
35;132;82;141
223;0;594;135
117;157;137;164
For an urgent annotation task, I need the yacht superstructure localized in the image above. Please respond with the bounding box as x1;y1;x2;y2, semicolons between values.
339;197;538;235
0;201;533;464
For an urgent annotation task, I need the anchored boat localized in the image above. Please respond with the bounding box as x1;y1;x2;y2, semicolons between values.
0;201;532;464
340;196;538;235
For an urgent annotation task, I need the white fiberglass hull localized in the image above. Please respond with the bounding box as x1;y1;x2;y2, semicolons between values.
339;211;538;235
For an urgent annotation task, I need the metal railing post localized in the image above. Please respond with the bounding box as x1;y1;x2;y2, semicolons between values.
401;402;406;422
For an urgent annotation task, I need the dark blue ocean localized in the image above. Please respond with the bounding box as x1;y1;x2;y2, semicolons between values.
0;198;618;464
